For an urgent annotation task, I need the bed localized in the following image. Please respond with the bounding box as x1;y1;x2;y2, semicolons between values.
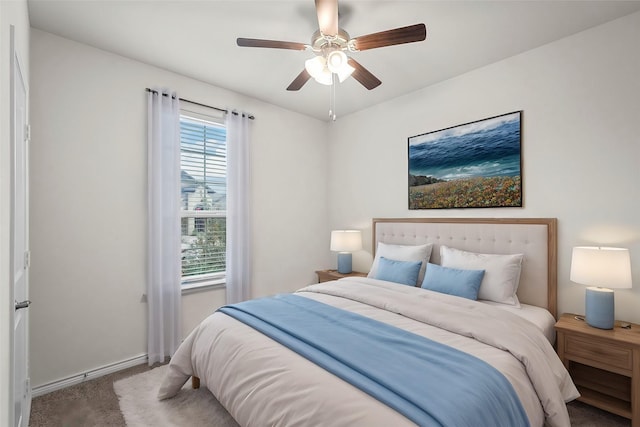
158;217;578;427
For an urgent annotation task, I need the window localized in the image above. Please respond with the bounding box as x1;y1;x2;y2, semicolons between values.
180;113;226;288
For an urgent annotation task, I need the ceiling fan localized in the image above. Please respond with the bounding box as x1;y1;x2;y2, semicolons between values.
237;0;427;92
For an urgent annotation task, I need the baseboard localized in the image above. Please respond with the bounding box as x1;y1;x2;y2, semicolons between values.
31;353;148;397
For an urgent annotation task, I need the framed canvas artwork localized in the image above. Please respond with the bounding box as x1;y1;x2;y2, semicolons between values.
408;111;522;209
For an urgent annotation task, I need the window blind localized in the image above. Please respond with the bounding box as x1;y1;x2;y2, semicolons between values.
180;115;227;279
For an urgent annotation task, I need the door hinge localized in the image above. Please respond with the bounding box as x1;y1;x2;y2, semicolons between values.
24;250;30;269
24;124;31;142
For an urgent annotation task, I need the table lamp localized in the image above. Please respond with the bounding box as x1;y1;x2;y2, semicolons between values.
330;230;362;274
570;246;632;329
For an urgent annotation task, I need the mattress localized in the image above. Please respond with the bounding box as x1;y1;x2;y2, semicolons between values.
159;278;578;426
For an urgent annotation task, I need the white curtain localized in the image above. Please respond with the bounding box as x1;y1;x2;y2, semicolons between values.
147;88;182;365
225;112;252;304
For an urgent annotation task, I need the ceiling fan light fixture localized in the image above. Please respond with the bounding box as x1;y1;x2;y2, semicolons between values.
336;62;355;83
314;68;333;86
326;50;347;73
305;56;326;79
237;1;427;93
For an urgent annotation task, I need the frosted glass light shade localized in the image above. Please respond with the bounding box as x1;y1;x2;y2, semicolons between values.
330;230;362;252
314;69;333;86
570;246;632;289
327;50;347;72
305;56;333;85
305;56;326;78
336;63;355;82
306;52;353;85
327;50;354;82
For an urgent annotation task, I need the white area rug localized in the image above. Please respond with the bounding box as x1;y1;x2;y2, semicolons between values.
114;365;239;427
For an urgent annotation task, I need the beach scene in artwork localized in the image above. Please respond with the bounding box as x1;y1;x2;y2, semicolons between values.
408;111;521;209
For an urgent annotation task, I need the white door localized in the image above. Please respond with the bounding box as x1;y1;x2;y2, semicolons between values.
11;26;30;427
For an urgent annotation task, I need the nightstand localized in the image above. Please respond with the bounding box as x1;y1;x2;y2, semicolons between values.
315;269;367;283
555;313;640;426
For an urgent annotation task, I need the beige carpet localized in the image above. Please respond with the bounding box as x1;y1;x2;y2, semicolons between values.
114;365;239;427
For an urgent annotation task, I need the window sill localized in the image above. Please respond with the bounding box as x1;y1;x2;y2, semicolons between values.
181;278;226;295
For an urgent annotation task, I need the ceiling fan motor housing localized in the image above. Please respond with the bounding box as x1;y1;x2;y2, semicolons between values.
310;29;353;52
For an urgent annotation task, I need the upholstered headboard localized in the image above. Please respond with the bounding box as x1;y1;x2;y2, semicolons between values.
372;218;557;318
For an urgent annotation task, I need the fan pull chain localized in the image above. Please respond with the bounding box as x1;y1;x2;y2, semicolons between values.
329;74;337;121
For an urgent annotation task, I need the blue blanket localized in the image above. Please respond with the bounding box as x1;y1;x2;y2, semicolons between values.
219;294;529;427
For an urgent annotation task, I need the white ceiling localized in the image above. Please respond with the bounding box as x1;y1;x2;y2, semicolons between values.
27;0;640;121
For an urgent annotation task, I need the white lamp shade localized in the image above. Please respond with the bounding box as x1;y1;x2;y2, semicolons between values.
330;230;362;252
570;246;632;289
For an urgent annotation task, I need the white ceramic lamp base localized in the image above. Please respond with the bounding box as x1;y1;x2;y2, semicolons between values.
585;286;615;329
337;252;352;274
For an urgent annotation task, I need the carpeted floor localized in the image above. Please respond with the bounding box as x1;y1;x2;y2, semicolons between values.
29;363;154;427
30;363;631;426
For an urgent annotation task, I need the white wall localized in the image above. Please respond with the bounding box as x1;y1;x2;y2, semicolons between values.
328;12;640;322
0;0;30;423
29;29;329;388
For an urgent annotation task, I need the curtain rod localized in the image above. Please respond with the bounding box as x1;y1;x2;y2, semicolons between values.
145;88;255;120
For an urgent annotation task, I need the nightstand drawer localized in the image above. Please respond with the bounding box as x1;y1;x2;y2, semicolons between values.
565;334;632;371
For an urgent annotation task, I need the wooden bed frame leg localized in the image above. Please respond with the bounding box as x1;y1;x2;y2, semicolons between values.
192;376;200;389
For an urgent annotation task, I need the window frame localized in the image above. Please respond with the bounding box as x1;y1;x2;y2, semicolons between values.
179;108;227;292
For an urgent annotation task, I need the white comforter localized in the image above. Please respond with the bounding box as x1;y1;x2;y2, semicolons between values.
159;278;579;427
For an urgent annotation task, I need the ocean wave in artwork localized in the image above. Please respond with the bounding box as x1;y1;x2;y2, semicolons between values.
409;112;520;181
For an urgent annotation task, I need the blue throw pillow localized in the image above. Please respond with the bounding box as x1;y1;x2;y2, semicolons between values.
421;263;485;300
374;257;423;286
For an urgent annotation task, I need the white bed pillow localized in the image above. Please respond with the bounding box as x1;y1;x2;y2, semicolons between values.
368;242;433;286
440;246;523;307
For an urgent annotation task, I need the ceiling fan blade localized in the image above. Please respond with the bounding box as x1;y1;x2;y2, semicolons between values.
352;23;426;51
237;38;307;50
287;69;312;91
347;58;381;90
315;0;339;36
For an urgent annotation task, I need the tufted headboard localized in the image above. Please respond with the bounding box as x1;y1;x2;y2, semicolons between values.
372;218;557;318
